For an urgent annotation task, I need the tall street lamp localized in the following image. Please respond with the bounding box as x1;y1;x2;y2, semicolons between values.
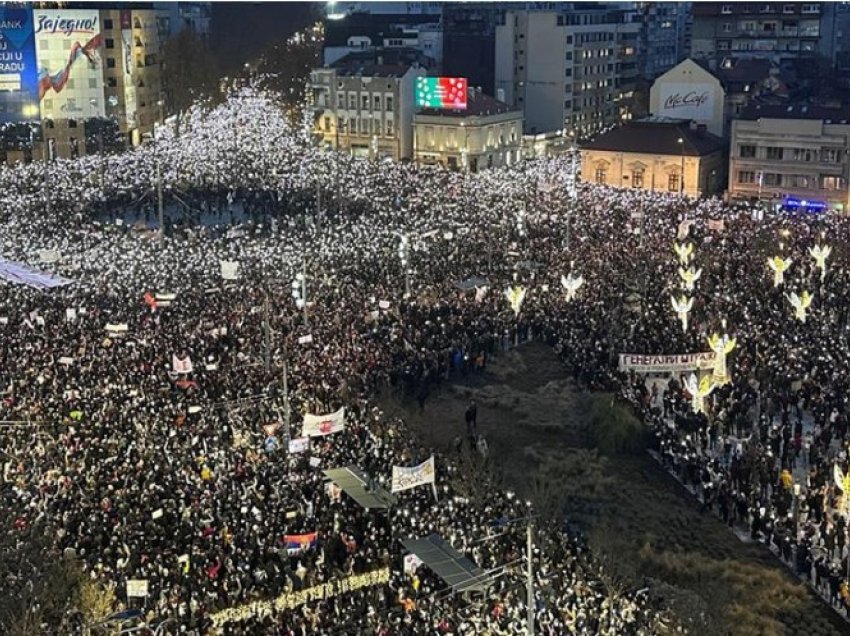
677;136;685;195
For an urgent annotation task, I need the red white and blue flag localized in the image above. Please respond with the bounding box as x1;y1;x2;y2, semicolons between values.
38;33;102;99
283;532;318;555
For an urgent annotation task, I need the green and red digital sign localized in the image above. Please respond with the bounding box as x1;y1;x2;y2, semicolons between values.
415;76;468;110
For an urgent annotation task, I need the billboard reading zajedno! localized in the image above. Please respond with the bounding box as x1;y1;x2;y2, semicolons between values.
0;6;41;123
34;9;104;119
657;83;716;122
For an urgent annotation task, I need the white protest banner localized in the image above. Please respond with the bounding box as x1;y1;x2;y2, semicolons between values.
288;436;310;454
104;323;128;333
126;579;149;598
676;220;693;240
220;260;240;280
302;407;345;437
298;334;314;345
155;292;176;307
172;354;193;374
391;455;436;493
378;300;391;310
58;356;74;365
707;219;725;231
38;249;61;264
618;352;716;374
403;553;423;576
65;308;77;322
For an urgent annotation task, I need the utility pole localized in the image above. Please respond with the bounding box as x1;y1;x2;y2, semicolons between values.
526;522;534;636
263;295;271;374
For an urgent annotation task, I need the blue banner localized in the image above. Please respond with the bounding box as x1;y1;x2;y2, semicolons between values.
0;6;40;123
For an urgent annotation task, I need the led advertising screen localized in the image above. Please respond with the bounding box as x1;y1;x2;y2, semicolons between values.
34;9;105;119
415;76;467;110
0;6;40;123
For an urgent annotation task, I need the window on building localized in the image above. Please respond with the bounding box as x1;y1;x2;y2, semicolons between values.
107;77;117;87
738;170;756;183
107;58;116;69
722;22;732;32
349;94;356;109
373;95;381;110
632;169;644;188
783;3;796;12
323;116;330;131
822;148;841;163
105;38;115;49
386;96;393;111
386;120;393;136
361;95;369;110
822;175;845;190
763;173;782;186
103;19;113;30
792;147;814;161
594;165;607;184
338;116;346;132
668;172;680;192
739;144;756;158
721;4;733;13
337;93;345;108
801;3;819;13
766;146;783;160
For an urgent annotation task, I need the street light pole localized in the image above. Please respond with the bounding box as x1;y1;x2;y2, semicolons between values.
678;136;685;195
526;522;535;636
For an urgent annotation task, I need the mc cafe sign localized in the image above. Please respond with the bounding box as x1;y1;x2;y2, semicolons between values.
658;82;716;120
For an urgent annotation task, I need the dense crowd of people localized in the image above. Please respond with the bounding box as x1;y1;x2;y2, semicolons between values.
0;86;848;635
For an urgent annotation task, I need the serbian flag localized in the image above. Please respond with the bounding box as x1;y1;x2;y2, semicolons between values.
39;34;103;100
283;532;318;555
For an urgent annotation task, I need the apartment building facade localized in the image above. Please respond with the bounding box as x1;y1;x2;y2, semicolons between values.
311;60;425;160
691;2;836;69
729;104;850;213
495;9;641;138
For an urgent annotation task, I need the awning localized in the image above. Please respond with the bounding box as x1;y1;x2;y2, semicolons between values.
323;466;396;510
402;534;491;593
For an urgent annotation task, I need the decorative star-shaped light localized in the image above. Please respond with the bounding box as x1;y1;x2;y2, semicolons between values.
504;286;526;316
670;294;694;333
767;256;792;287
560;272;585;302
707;332;736;386
673;242;694;266
684;373;715;414
834;464;850;516
808;244;831;282
787;290;813;323
678;266;702;292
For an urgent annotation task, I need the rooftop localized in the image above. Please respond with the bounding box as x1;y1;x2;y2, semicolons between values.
416;90;519;118
739;103;850;123
581;120;725;156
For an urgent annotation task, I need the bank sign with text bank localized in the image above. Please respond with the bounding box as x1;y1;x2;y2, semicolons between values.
0;6;40;123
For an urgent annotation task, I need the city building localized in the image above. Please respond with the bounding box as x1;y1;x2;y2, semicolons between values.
581;118;726;197
728;103;850;213
636;2;692;80
442;2;506;98
413;88;522;170
494;8;641;137
649;58;726;137
155;2;211;40
323;12;441;67
310;57;425;160
100;7;166;147
690;2;837;71
651;57;791;139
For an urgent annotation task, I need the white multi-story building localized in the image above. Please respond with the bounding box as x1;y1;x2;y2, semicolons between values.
729;103;850;214
311;60;425;160
495;9;641;137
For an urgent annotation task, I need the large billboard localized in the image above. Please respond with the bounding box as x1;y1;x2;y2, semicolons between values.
415;76;467;110
0;6;40;123
656;82;716;122
34;9;104;119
